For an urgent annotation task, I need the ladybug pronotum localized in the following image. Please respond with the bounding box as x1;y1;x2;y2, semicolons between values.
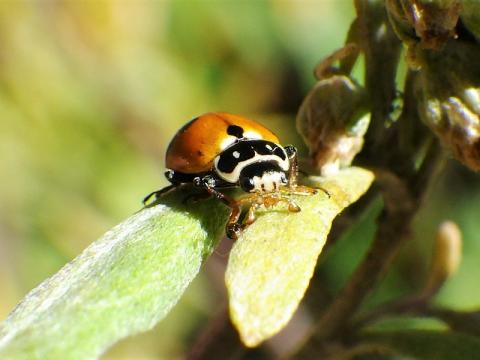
144;112;318;239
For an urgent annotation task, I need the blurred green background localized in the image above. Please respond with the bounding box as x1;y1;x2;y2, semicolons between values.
1;1;479;359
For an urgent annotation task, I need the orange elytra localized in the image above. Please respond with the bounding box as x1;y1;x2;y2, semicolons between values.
165;112;279;174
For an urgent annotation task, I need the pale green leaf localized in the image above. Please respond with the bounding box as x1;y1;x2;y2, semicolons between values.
225;167;374;347
0;194;228;360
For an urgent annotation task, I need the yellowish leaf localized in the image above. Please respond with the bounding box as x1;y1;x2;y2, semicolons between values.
225;167;374;347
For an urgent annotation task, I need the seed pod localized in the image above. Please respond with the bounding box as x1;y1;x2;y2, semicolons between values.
385;0;421;47
296;75;370;176
417;40;480;171
423;221;462;298
385;0;461;65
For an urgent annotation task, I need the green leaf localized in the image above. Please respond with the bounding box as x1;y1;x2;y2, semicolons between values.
0;193;229;360
361;330;480;360
462;0;480;40
225;167;374;347
428;308;480;337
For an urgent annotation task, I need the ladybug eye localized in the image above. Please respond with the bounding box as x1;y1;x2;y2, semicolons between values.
240;176;255;192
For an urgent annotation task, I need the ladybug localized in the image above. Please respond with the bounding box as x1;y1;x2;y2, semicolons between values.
144;112;318;239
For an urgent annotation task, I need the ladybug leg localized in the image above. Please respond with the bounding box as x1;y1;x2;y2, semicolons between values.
182;192;212;205
284;145;299;188
194;175;243;240
143;169;196;206
263;193;301;213
284;145;330;198
143;184;177;206
223;193;261;233
225;208;243;240
242;192;300;227
243;197;262;225
213;190;243;240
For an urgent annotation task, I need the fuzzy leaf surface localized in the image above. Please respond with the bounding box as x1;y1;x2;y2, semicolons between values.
225;167;374;347
0;193;228;360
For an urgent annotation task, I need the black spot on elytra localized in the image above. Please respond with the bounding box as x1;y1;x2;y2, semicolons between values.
227;125;244;138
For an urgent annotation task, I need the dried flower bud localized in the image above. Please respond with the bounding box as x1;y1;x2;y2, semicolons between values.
386;0;421;47
385;0;461;64
417;41;480;171
461;0;480;40
423;221;462;298
296;75;369;176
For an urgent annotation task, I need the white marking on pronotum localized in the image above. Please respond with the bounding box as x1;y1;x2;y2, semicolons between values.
233;151;240;159
214;151;289;183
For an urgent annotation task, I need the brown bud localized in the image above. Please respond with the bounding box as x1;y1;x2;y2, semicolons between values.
385;0;461;66
386;0;422;47
423;221;462;298
417;40;480;171
296;75;369;176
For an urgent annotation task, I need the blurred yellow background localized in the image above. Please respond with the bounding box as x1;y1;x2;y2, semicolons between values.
1;1;479;359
